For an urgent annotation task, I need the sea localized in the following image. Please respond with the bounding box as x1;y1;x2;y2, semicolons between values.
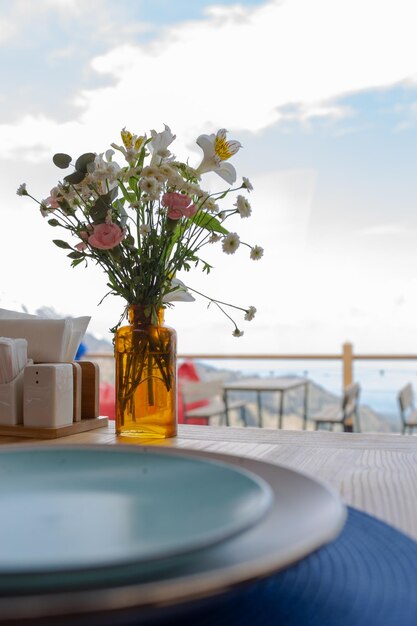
196;357;417;432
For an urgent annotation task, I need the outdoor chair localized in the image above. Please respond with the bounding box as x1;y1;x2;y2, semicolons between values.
312;382;361;432
180;379;249;426
397;383;417;434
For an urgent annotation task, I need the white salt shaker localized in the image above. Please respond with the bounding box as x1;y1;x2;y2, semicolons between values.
23;364;73;428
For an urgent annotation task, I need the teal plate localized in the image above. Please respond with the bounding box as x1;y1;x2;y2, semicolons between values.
0;445;272;590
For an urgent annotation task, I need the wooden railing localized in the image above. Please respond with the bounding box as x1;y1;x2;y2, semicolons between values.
87;342;417;389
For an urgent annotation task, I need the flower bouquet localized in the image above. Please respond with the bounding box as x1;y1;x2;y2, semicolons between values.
18;125;263;437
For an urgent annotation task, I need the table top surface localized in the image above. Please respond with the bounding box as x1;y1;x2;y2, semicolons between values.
222;376;309;391
1;422;416;541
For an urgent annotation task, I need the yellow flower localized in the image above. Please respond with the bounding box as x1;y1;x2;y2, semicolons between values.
121;128;145;152
214;129;241;161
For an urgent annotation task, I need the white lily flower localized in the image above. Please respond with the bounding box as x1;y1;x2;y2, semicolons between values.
91;152;121;188
149;124;176;166
195;129;242;184
163;279;195;303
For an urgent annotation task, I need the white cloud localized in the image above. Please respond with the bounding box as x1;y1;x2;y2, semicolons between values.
2;0;417;160
0;0;148;49
80;0;417;133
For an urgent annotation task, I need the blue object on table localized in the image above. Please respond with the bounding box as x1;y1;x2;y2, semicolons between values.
124;506;417;626
75;341;87;360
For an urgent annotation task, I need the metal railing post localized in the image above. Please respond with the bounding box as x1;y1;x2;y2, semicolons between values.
342;342;353;388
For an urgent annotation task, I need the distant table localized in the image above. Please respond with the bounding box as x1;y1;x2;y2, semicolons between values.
222;376;309;429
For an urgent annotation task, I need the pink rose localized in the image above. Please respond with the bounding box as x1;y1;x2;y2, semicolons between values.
75;241;87;252
162;192;197;220
88;223;125;250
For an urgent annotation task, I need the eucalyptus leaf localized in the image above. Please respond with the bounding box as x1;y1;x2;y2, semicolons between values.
47;219;60;227
109;186;119;201
100;190;113;204
64;170;86;185
75;152;96;173
90;195;112;222
53;153;72;169
53;239;72;249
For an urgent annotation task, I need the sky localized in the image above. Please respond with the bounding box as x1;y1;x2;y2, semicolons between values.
2;0;417;355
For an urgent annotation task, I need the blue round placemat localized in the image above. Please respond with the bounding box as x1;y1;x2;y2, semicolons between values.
119;506;417;626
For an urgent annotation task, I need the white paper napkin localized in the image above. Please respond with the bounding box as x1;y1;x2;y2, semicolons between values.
0;337;28;384
0;309;91;363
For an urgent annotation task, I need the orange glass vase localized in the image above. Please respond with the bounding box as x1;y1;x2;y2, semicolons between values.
115;306;177;439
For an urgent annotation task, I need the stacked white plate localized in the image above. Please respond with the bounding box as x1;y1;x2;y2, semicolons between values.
0;445;346;623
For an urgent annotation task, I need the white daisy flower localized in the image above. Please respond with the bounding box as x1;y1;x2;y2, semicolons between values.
242;177;253;192
250;245;264;261
139;176;162;200
222;232;240;255
141;166;160;178
193;188;207;199
159;164;176;178
167;172;185;189
244;306;257;321
232;328;244;337
16;183;27;196
234;195;252;218
209;233;221;243
139;224;151;236
204;198;220;213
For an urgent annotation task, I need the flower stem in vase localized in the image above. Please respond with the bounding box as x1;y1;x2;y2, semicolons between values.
147;353;155;407
115;306;177;439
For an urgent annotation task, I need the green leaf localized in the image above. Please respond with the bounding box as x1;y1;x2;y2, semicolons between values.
119;187;136;203
67;251;84;259
53;239;72;249
53;153;72;169
190;211;228;234
129;177;138;191
75;152;96;173
90;194;112;222
124;234;135;246
71;257;85;268
47;219;60;227
64;170;86;185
